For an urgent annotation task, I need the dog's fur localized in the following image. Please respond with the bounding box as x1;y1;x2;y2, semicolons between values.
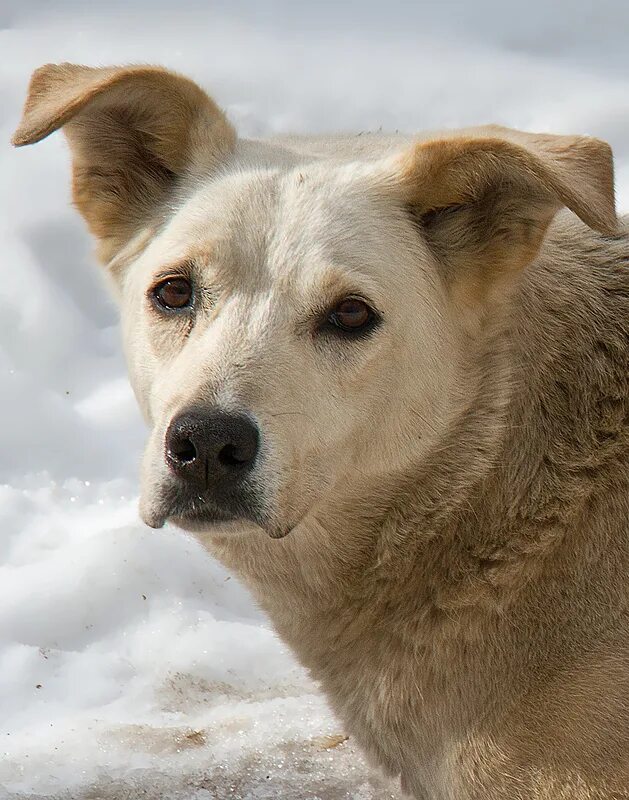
13;64;629;799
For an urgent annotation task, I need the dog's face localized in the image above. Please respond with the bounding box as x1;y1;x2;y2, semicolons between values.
121;164;456;537
13;64;616;538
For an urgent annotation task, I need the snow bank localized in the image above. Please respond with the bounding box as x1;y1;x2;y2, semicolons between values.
1;3;627;798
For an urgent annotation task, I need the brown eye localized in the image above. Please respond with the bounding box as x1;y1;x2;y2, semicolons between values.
328;297;375;334
152;277;193;310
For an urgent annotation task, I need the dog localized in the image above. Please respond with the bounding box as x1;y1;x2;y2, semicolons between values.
13;64;629;799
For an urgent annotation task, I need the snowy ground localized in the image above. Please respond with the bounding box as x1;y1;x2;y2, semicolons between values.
1;3;628;799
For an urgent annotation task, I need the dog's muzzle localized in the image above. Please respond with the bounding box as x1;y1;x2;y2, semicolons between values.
146;405;265;530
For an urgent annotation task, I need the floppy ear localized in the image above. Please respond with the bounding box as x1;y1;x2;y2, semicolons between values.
394;126;616;310
12;63;236;263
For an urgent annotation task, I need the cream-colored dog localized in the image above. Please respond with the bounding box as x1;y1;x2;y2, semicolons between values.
13;64;629;799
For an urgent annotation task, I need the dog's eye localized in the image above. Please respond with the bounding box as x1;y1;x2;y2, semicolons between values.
152;277;193;310
327;297;375;334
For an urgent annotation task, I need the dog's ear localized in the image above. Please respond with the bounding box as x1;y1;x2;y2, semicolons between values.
392;126;616;310
12;63;236;263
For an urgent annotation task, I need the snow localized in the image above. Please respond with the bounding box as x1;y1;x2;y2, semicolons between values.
1;3;627;798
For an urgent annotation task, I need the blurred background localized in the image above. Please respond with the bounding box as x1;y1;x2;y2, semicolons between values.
1;3;627;798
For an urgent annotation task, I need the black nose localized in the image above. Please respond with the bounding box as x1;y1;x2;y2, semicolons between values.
165;408;259;486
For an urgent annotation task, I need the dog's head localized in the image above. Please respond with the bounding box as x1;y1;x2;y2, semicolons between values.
13;64;616;538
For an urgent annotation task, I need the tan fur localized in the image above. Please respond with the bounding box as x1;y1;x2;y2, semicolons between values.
12;63;236;262
13;64;629;799
396;131;616;322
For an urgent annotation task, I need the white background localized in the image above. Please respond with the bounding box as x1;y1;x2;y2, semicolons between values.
1;2;628;798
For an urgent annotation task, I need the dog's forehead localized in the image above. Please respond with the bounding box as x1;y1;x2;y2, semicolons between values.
157;160;394;291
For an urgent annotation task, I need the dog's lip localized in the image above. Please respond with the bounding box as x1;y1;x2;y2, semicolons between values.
139;495;169;529
139;496;294;539
265;522;293;539
139;480;237;528
139;488;286;537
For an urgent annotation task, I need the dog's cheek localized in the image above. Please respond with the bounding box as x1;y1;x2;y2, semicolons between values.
250;408;319;529
119;282;180;426
119;311;160;425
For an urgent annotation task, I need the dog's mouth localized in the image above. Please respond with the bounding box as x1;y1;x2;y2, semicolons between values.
139;481;289;538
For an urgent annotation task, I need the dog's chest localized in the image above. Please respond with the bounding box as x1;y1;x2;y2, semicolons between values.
264;594;457;793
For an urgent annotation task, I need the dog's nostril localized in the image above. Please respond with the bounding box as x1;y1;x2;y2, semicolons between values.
218;442;252;468
172;437;197;464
